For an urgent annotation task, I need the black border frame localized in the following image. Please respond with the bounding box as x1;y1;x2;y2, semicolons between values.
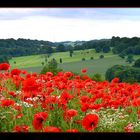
1;132;140;140
0;0;140;7
0;0;140;140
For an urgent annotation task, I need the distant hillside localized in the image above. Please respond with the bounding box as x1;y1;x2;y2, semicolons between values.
0;38;56;57
55;41;86;47
0;36;140;58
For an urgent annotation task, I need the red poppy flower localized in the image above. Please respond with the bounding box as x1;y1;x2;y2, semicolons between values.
124;123;133;132
13;124;28;132
22;77;39;92
46;72;53;77
11;68;21;76
1;99;15;107
26;73;31;78
111;77;119;83
82;114;99;131
81;68;87;73
44;126;60;132
16;113;23;119
57;71;63;76
132;98;140;107
13;105;22;112
74;120;81;125
66;109;78;118
81;102;89;112
66;129;78;132
0;63;10;71
80;96;90;103
64;109;78;121
89;104;101;111
8;91;16;98
82;75;89;80
58;100;67;110
21;70;27;75
32;112;48;130
60;91;71;102
46;81;52;87
137;110;140;119
32;72;37;77
64;71;73;78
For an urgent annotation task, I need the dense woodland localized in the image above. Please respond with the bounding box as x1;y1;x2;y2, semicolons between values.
0;37;140;58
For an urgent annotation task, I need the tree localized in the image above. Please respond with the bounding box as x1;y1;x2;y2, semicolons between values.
48;58;58;69
126;55;134;63
82;58;85;61
90;57;94;60
119;52;126;59
102;45;110;53
133;58;140;67
56;44;66;52
41;62;45;66
65;45;73;51
45;57;47;63
95;47;102;53
40;58;62;75
46;46;54;54
99;55;104;59
69;50;73;57
60;58;62;63
0;55;9;63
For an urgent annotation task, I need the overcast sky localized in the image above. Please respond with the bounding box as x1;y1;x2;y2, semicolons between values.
0;8;140;42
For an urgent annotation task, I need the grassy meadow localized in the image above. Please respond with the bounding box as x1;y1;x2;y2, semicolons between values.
9;49;140;78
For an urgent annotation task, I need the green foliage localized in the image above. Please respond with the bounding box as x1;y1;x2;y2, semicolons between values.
99;55;104;59
40;58;62;75
119;52;126;59
82;58;85;61
95;47;102;53
0;55;9;63
56;44;66;52
41;62;45;66
103;45;110;53
69;50;73;57
60;58;62;63
133;58;140;67
1;37;140;58
111;36;140;55
0;38;55;57
90;57;94;60
105;65;140;83
126;54;134;63
91;73;103;82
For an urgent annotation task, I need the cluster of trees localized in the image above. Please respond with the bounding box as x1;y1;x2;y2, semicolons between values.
0;38;55;57
74;39;111;53
111;36;140;55
105;65;140;83
73;36;140;56
0;38;76;57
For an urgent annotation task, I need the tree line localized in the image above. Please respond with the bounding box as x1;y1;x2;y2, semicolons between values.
0;37;140;57
1;36;140;64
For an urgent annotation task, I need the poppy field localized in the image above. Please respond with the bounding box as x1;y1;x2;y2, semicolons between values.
0;62;140;132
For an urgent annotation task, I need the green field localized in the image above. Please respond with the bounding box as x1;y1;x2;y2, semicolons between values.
9;49;114;68
9;49;140;79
